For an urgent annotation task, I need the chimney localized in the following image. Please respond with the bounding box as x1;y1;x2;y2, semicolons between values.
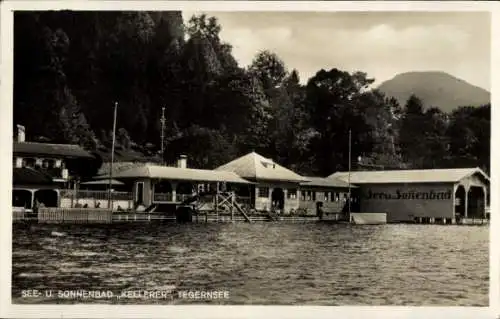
16;124;25;143
177;155;187;169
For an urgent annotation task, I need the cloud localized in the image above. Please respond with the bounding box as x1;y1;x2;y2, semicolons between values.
183;12;490;90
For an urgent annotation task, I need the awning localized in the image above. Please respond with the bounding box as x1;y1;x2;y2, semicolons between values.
81;179;124;186
13;167;55;185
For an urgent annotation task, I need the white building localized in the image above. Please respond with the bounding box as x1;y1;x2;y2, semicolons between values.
329;168;489;222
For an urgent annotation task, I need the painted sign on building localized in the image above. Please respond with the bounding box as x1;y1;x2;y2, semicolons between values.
366;189;452;200
359;184;454;222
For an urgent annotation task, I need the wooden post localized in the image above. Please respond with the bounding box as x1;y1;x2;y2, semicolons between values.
215;182;219;222
348;129;352;221
171;181;177;203
70;186;74;208
107;102;118;211
483;186;488;218
464;186;469;218
231;192;234;221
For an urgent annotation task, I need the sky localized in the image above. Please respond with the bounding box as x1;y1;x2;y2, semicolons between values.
182;11;491;91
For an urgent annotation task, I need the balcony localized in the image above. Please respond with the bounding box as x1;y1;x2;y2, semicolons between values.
152;192;192;203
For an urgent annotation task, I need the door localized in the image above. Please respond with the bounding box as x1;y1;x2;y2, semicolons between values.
136;182;144;205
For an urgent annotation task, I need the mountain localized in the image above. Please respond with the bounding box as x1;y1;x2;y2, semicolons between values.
377;71;490;112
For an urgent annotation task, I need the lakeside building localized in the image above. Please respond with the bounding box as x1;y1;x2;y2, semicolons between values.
11;125;489;224
329;168;490;222
101;155;253;209
78;152;358;216
299;176;358;215
215;152;310;214
12;125;95;210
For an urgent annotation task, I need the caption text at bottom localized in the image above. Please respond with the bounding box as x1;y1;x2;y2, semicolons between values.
21;289;230;300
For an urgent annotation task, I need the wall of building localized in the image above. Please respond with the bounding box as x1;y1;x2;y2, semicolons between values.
254;181;301;214
358;183;454;222
299;188;351;214
14;155;67;180
13;186;60;209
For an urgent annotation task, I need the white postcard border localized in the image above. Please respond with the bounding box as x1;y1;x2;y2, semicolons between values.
1;1;498;318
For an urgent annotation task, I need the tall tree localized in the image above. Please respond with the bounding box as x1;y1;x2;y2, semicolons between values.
249;50;288;93
305;68;376;175
446;105;490;172
398;95;428;168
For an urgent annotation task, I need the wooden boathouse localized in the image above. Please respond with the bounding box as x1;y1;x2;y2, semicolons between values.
329;167;490;223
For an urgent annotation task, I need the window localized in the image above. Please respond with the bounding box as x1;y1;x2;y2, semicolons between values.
22;158;35;168
312;191;316;201
288;189;297;199
301;191;306;201
327;192;333;202
258;187;269;198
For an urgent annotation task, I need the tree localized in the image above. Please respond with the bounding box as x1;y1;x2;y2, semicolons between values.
421;107;449;168
13;11;490;177
304;68;377;175
398;95;428;168
354;89;404;169
249;50;288;93
446;105;490;172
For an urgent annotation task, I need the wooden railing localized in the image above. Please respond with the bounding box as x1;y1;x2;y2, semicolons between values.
153;192;173;202
38;207;113;224
152;193;192;203
60;189;133;201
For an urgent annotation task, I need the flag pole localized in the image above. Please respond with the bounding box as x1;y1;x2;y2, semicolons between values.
107;102;118;210
160;106;166;165
348;129;352;222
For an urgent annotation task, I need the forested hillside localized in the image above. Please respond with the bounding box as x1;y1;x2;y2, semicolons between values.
13;11;491;175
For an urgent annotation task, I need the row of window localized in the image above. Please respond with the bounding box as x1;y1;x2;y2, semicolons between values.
257;187;354;202
14;157;64;169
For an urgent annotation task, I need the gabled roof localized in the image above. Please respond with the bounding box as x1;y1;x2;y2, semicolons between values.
13;167;55;185
13;142;94;159
215;152;309;183
109;164;253;184
301;176;357;189
329;167;489;184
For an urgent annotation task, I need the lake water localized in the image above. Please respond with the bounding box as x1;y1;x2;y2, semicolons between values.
11;222;489;306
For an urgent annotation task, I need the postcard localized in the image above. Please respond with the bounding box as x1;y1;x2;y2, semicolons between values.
0;1;498;318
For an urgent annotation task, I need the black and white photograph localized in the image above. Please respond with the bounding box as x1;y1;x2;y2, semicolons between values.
0;1;498;318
